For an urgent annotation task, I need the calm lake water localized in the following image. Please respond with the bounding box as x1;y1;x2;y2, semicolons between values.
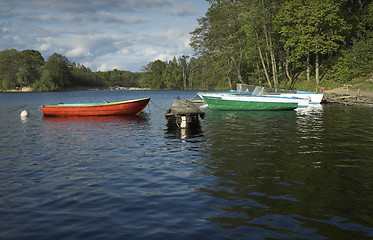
1;90;373;239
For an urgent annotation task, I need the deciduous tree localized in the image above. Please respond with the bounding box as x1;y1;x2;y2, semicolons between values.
276;0;349;84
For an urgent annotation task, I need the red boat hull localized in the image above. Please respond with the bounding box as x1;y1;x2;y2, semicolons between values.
42;98;150;117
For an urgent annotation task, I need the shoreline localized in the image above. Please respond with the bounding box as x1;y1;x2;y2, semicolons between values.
324;87;373;108
3;85;373;108
1;86;152;92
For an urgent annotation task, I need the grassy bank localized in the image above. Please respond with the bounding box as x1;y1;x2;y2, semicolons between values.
291;75;373;93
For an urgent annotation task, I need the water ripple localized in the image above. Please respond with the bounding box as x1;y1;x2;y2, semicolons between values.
1;92;373;239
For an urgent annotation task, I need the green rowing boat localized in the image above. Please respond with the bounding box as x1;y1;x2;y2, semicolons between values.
202;95;298;111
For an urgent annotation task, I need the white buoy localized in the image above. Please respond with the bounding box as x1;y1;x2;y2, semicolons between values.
20;110;29;117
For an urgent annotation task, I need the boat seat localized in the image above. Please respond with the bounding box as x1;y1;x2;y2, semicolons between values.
252;86;262;95
252;86;268;95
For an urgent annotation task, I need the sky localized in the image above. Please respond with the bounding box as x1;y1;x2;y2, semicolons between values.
0;0;210;72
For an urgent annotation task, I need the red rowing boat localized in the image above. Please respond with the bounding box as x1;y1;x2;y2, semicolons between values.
42;98;150;117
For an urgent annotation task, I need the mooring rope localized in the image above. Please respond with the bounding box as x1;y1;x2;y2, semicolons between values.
150;99;168;111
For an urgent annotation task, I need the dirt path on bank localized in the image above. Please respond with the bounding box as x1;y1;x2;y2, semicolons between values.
325;87;373;97
323;82;373;107
324;80;373;97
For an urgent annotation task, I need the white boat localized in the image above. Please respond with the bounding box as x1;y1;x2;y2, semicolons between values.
198;84;324;107
235;84;324;104
282;91;324;104
199;92;310;108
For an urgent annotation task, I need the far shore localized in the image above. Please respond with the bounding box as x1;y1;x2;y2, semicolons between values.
1;86;152;92
61;86;152;91
3;85;373;108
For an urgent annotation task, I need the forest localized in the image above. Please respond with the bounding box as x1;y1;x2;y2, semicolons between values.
1;0;372;91
142;0;373;90
0;49;141;91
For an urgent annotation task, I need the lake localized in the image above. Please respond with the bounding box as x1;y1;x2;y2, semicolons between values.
1;90;373;239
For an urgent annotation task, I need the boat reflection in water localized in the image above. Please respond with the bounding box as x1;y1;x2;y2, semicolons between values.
295;104;324;115
42;114;147;123
43;114;147;127
42;114;149;141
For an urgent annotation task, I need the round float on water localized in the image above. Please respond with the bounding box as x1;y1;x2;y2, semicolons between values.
20;110;29;117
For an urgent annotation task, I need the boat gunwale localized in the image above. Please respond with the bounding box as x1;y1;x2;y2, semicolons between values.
202;95;299;104
42;98;150;108
221;94;305;100
202;96;298;111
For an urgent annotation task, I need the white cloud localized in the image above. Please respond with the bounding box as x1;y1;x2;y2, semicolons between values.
160;2;198;16
38;43;51;51
60;12;149;25
40;14;53;22
97;63;120;72
20;0;176;14
0;0;209;71
141;48;159;57
65;47;93;58
120;48;131;55
155;53;174;62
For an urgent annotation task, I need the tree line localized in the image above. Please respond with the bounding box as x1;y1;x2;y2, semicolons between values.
0;49;141;91
143;0;373;90
1;0;372;91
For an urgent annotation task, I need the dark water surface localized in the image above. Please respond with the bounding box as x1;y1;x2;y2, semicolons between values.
1;90;373;239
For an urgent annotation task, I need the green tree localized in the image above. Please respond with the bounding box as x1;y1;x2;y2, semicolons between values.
187;0;371;90
188;55;228;90
32;53;72;91
339;0;372;43
109;69;123;87
188;57;198;89
165;57;183;90
241;0;282;89
141;60;167;89
0;49;21;90
18;50;44;86
71;63;105;87
43;53;72;89
179;55;190;89
332;37;373;83
33;68;58;91
276;0;349;85
190;0;247;89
